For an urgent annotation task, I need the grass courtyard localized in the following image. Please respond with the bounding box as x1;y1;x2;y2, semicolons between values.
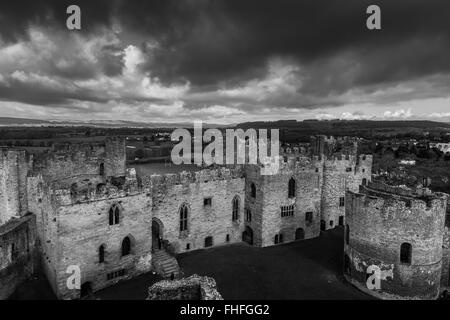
12;227;371;300
177;226;371;300
95;227;370;300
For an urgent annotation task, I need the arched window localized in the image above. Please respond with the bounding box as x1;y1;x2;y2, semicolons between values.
345;224;350;245
121;237;131;256
232;196;240;221
109;204;120;225
400;242;412;264
99;245;105;263
288;177;296;198
250;183;256;198
109;208;114;225
179;204;188;232
99;163;105;176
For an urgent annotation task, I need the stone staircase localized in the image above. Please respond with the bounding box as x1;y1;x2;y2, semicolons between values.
152;249;181;278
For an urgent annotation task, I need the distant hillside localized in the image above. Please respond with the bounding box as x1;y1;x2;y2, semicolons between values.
0;117;449;142
236;120;450;142
0;117;223;129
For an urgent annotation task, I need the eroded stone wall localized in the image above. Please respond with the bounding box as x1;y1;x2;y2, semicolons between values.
0;149;29;224
345;184;447;299
147;274;223;300
0;214;37;299
254;157;323;247
53;193;152;299
321;154;372;230
150;168;246;253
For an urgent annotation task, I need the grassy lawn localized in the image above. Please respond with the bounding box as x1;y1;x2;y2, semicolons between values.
11;227;372;300
177;227;372;300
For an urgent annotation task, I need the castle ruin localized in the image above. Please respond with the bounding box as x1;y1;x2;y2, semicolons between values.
1;135;447;300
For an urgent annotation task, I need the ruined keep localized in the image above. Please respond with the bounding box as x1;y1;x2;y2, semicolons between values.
345;181;449;299
0;149;37;299
0;135;374;299
147;274;223;300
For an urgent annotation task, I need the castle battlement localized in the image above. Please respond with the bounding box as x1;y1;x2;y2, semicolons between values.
50;183;141;207
48;168;139;206
143;166;245;189
348;181;447;215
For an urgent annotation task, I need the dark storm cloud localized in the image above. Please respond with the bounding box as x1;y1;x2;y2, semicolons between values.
1;0;449;88
0;0;117;42
0;0;450;121
0;77;108;106
113;0;450;89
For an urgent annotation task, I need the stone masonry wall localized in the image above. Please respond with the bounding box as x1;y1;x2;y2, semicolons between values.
0;214;37;299
345;186;447;299
147;274;223;300
53;193;152;299
0;149;29;224
150;168;246;253
321;154;372;230
258;157;322;247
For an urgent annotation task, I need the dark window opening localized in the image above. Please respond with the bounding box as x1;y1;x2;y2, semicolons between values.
329;220;334;227
288;177;296;198
226;234;230;242
186;243;190;250
99;245;105;263
362;178;367;186
295;228;305;240
242;226;254;245
232;196;240;221
400;243;412;264
179;204;188;232
109;204;120;225
339;197;345;207
250;183;256;198
339;216;344;226
203;197;212;206
80;282;92;298
346;167;352;172
107;269;126;280
345;225;350;245
305;212;313;224
204;236;213;248
320;220;326;231
99;163;105;176
245;208;252;222
281;205;294;217
274;233;284;244
121;237;131;256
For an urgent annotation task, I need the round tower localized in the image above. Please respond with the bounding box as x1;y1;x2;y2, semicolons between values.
344;182;447;299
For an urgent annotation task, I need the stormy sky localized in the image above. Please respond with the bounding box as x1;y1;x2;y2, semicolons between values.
0;0;449;123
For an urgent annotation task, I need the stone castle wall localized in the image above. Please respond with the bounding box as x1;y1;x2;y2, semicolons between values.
3;134;450;300
345;183;447;299
0;214;37;299
0;149;29;224
54;193;152;299
321;154;372;230
149;167;246;253
147;274;223;300
34;137;126;184
255;158;323;247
